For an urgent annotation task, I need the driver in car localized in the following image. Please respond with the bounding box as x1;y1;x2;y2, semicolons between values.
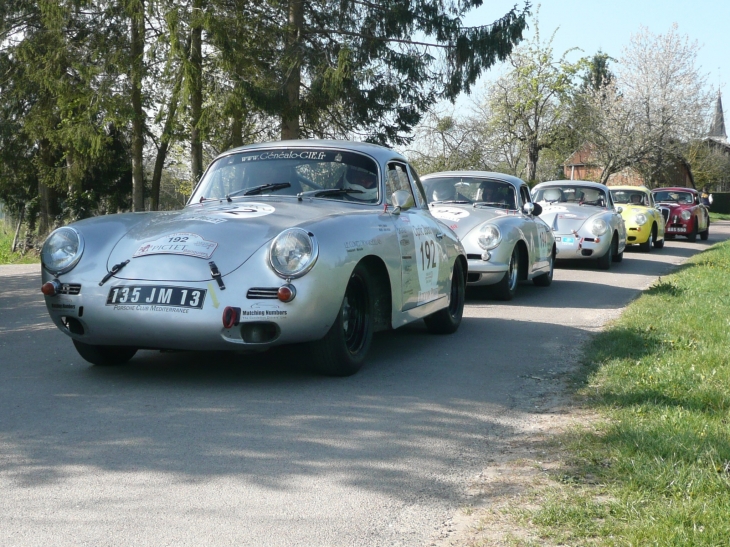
344;167;378;201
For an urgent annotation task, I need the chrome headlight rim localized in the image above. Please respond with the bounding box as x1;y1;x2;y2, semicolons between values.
41;227;85;276
268;228;319;279
477;223;502;250
590;218;609;236
633;213;648;226
680;209;692;221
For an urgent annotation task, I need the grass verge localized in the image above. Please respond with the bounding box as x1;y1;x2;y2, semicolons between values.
0;226;40;265
517;240;730;546
710;212;730;221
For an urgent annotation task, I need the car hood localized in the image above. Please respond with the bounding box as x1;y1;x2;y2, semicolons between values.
538;203;603;234
106;199;339;281
429;204;516;236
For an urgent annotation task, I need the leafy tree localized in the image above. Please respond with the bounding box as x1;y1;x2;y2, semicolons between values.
479;16;582;182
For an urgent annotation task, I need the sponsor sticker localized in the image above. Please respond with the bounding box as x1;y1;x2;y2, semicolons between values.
134;233;218;259
430;206;470;223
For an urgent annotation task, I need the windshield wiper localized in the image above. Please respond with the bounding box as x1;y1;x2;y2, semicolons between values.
432;200;470;204
297;188;363;201
226;182;291;201
473;201;508;208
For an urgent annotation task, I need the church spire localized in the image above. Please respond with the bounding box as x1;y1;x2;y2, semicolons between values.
709;91;727;139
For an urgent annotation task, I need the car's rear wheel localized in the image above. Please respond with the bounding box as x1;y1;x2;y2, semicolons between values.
72;340;137;366
309;262;373;376
533;247;554;287
687;219;698;242
639;224;654;252
597;235;615;270
424;258;465;334
491;246;519;300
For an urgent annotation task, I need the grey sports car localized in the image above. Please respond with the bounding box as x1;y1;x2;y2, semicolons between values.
532;180;627;269
420;171;556;300
40;140;467;376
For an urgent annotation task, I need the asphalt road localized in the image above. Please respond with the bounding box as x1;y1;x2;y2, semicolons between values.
2;221;728;547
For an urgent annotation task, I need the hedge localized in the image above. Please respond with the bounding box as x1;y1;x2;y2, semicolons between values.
711;192;730;214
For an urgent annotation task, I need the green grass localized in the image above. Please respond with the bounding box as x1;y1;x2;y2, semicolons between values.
710;212;730;221
519;241;730;546
0;227;40;265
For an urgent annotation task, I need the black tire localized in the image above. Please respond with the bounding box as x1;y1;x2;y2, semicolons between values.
687;219;698;242
491;246;520;300
597;235;615;270
533;247;555;287
424;258;465;334
72;340;137;366
700;219;710;241
309;262;374;376
654;234;665;248
638;224;654;253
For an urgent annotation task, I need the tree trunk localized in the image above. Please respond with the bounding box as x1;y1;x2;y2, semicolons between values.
281;0;303;140
11;207;24;253
38;139;59;235
150;67;184;211
526;137;539;182
190;0;204;183
131;0;146;211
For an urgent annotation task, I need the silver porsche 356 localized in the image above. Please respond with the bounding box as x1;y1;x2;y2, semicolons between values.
40;141;467;376
420;171;556;300
532;180;627;270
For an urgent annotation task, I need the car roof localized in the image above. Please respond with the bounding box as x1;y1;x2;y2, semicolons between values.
609;185;650;193
652;187;697;194
420;171;527;188
216;139;406;164
533;179;610;191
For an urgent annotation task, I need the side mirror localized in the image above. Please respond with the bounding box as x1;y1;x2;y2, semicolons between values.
615;206;623;214
524;202;542;216
391;190;415;213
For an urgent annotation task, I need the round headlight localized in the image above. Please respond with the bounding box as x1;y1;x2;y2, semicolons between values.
269;228;318;278
41;227;84;275
590;218;609;236
633;213;647;226
681;209;692;220
477;224;501;250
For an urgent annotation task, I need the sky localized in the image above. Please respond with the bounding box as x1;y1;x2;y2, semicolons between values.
462;0;729;96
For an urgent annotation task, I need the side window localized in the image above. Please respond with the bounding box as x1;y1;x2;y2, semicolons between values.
407;165;428;208
385;163;416;205
519;185;531;207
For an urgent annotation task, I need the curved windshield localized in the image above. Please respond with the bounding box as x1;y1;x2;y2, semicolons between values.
189;149;380;204
610;190;650;206
653;190;694;205
533;185;607;208
422;177;517;209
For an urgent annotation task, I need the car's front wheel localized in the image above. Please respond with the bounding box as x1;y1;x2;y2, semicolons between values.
533;247;554;287
597;235;615;270
424;258;465;334
309;262;374;376
639;224;654;252
687;219;698;242
700;219;710;241
72;340;137;366
491;246;519;300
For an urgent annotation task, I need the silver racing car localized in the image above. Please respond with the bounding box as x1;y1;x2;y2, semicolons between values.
421;171;556;300
40;141;467;376
532;180;627;269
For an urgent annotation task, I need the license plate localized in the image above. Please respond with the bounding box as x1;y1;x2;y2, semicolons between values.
559;236;575;243
106;285;206;308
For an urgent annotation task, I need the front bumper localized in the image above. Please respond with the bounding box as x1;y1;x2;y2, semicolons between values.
554;233;611;259
465;255;509;285
625;225;651;244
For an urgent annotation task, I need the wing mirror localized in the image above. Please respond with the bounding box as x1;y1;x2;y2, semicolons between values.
615;206;623;214
390;190;415;214
523;202;542;216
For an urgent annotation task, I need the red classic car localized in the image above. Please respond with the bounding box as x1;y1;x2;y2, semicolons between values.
651;187;710;242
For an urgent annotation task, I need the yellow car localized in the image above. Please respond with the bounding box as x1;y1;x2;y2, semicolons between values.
609;186;665;252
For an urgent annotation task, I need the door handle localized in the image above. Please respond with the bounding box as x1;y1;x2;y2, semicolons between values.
436;232;444;239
